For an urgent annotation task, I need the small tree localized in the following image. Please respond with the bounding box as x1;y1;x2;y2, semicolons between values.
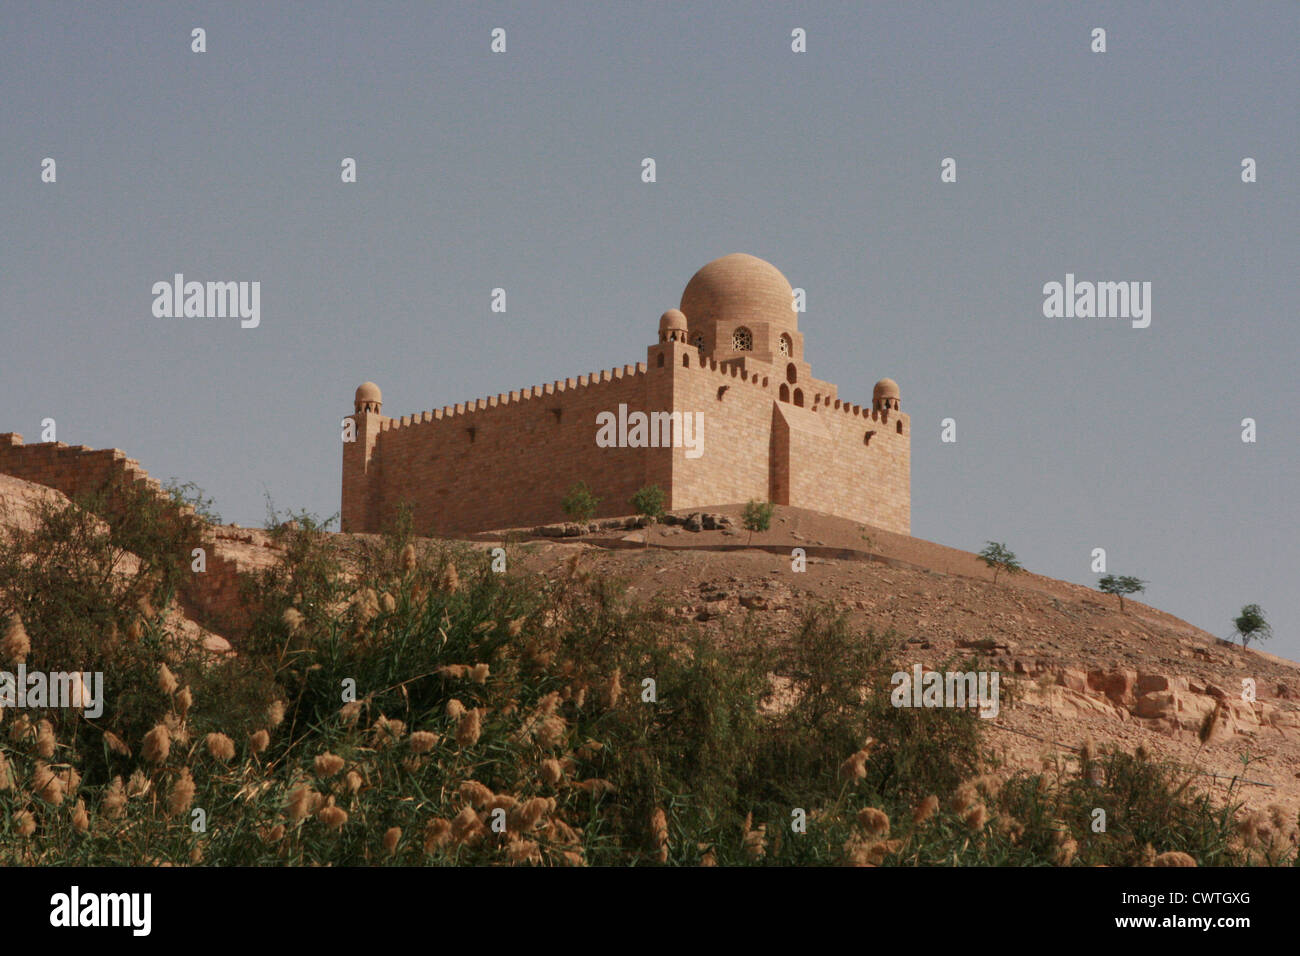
630;484;665;548
630;485;666;522
1232;604;1271;648
1098;574;1146;613
741;500;774;545
978;541;1022;584
561;482;599;522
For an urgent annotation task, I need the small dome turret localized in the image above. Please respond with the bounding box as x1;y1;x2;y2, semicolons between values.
872;378;900;412
355;381;383;414
659;309;688;342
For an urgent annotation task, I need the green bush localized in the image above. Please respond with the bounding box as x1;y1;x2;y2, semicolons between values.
741;500;774;544
561;482;599;522
630;485;666;522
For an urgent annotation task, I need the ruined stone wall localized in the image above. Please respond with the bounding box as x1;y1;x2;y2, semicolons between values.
0;433;251;636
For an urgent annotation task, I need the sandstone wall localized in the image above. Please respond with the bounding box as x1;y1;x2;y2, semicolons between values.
354;365;654;535
658;348;910;534
343;346;910;536
0;433;250;636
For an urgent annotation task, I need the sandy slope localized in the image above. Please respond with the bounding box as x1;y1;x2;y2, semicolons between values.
480;505;1300;823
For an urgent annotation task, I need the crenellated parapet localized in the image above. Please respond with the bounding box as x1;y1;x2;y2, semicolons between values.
342;252;911;535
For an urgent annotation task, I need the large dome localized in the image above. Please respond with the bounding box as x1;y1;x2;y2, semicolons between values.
680;254;798;334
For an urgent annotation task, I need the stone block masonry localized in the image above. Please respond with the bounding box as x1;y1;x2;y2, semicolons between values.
0;432;252;639
343;254;910;536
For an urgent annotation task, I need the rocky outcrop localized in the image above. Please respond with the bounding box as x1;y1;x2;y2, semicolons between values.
1013;664;1300;743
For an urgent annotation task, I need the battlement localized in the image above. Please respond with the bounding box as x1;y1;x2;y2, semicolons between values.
686;354;771;389
342;252;911;536
377;362;651;432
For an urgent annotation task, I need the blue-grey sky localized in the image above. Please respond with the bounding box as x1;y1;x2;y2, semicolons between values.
2;2;1296;658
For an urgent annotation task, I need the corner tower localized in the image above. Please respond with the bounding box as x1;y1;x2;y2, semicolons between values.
341;381;386;532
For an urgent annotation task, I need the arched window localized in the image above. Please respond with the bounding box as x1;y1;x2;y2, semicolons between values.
779;334;792;357
732;326;753;351
786;363;798;385
682;353;690;367
793;388;804;407
779;384;790;403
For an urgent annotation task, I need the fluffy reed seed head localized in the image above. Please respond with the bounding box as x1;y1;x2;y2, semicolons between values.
205;733;236;762
318;803;349;830
1;615;30;664
383;826;402;855
913;795;939;826
14;809;36;837
267;700;287;728
458;780;494;809
1053;837;1078;867
540;758;563;786
142;724;171;764
282;607;305;635
962;803;988;832
857;807;890;837
33;761;65;805
409;731;439;754
506;838;542;865
35;719;56;758
102;777;127;819
158;663;179;696
455;708;482;748
314;752;345;777
604;668;623;708
650;807;669;863
167;768;196;817
441;562;460;594
285;785;322;822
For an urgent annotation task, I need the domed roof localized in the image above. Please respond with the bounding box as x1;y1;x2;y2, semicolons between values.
659;309;688;332
873;378;900;399
680;254;797;333
355;381;382;404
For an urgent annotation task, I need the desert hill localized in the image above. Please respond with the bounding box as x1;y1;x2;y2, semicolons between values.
456;504;1300;823
3;471;1297;834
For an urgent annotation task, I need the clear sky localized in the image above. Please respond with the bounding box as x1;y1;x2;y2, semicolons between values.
2;2;1296;659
